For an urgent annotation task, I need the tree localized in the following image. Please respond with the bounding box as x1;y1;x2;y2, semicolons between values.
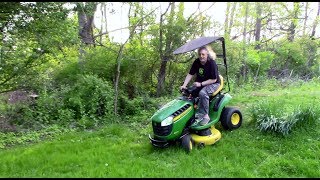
228;2;237;39
155;2;214;97
310;2;320;39
113;3;159;114
76;2;98;45
240;2;249;81
0;2;74;93
224;2;231;39
156;2;174;97
303;2;309;36
288;2;300;42
254;2;262;49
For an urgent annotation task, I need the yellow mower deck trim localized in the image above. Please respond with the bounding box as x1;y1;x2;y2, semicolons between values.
191;126;221;145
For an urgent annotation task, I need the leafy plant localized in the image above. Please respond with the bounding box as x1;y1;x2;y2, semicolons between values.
251;99;320;135
0;124;73;149
5;74;115;130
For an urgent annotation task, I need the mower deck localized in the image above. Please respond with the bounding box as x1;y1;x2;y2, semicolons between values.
191;126;221;145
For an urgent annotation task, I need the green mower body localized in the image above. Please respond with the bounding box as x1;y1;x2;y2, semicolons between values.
148;87;234;149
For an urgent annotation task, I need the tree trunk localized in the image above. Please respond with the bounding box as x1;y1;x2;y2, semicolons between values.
140;2;144;46
241;2;249;81
77;2;97;70
114;44;125;115
311;2;320;38
77;2;97;45
254;2;262;49
228;2;237;37
157;60;168;97
288;2;300;42
104;3;109;39
99;3;104;44
224;2;231;38
303;2;309;36
156;2;173;97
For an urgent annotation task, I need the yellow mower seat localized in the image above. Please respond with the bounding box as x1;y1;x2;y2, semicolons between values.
211;75;223;97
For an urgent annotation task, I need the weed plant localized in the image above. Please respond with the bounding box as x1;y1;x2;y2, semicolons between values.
251;99;320;135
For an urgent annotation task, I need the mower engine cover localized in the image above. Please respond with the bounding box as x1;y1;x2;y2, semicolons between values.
150;98;194;141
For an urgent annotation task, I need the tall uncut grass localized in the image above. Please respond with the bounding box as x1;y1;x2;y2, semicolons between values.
251;99;320;135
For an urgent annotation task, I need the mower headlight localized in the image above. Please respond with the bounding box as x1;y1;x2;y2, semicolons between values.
161;116;173;126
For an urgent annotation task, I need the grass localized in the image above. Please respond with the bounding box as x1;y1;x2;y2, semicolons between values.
0;79;320;178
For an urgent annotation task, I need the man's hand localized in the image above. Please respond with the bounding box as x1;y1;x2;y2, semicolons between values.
180;85;187;91
193;82;201;87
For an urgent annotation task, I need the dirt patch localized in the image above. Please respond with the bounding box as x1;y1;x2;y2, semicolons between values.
6;90;38;104
0;90;38;132
0;115;17;132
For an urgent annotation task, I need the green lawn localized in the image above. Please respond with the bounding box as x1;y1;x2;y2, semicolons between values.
0;81;319;178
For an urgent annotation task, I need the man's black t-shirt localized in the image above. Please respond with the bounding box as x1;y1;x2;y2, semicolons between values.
189;57;220;84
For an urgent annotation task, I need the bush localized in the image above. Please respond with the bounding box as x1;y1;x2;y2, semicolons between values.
6;74;115;130
118;94;158;116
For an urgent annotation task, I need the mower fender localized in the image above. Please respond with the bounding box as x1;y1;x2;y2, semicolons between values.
208;93;232;122
217;93;232;111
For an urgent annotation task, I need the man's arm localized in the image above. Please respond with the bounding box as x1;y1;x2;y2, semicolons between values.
201;79;216;86
181;73;193;89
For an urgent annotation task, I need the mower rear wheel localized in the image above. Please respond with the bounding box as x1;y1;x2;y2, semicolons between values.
220;107;242;130
181;134;194;153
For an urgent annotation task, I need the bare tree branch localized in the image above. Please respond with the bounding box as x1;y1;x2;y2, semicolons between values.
260;33;282;44
93;5;160;39
159;2;172;60
187;2;215;23
232;29;255;40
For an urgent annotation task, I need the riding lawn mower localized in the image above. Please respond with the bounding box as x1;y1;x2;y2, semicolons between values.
148;36;242;152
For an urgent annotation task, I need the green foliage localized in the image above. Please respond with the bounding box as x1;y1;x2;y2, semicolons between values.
49;46;82;89
276;42;306;68
246;48;275;77
270;38;318;78
222;40;243;80
297;37;320;76
81;46;117;83
118;94;158;116
5;74;115;130
0;2;79;93
251;99;320;135
120;38;155;97
0;125;73;149
52;61;81;89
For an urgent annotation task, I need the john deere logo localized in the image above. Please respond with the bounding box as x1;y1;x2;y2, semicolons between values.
199;68;204;76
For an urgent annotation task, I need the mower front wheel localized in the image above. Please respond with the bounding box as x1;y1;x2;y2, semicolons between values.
181;134;194;153
220;107;242;130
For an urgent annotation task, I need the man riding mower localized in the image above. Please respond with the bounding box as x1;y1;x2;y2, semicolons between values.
148;36;242;152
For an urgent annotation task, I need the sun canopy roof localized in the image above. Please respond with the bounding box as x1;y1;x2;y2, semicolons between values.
173;36;224;55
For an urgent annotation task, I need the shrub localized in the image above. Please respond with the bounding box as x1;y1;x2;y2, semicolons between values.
118;94;158;116
6;74;115;130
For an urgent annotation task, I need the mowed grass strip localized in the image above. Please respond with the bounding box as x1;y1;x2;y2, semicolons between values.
1;120;319;178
